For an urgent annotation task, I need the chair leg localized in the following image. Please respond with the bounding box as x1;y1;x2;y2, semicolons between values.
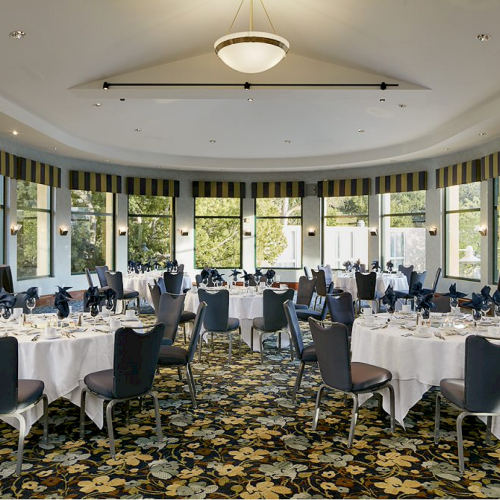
10;413;26;476
125;400;131;427
312;384;326;431
185;365;197;408
177;367;183;381
238;326;242;354
42;394;49;445
457;412;467;473
386;384;396;433
150;392;163;443
259;332;265;364
486;416;493;446
347;393;359;448
106;400;117;459
187;362;197;396
292;361;306;402
198;331;205;363
250;326;254;351
434;393;441;444
79;389;87;439
278;331;282;352
286;330;294;361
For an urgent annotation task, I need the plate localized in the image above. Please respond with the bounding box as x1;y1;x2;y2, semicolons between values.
122;320;142;328
413;330;432;338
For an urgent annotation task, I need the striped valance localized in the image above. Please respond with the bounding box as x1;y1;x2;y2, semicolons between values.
0;151;16;178
17;158;61;188
252;181;305;198
375;171;427;194
436;160;481;188
481;152;500;180
70;171;122;193
192;181;245;198
127;177;179;197
317;178;370;197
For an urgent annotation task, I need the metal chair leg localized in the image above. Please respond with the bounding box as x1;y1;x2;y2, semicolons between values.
10;413;26;476
312;384;326;431
42;394;49;445
386;384;396;433
187;362;197;396
434;393;441;444
150;392;163;442
278;331;282;352
286;330;294;361
177;367;183;381
250;326;254;351
228;331;232;364
185;366;197;408
79;389;87;438
106;400;117;459
259;332;265;364
457;412;466;473
198;331;205;363
486;416;493;446
125;400;131;427
347;393;359;448
292;361;305;402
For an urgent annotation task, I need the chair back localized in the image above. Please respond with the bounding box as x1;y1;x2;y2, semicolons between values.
408;270;427;291
196;274;214;287
177;264;185;274
163;272;184;294
148;284;161;313
186;302;208;362
296;276;317;307
85;268;94;288
326;292;355;334
359;264;367;273
398;264;414;287
431;295;451;313
113;323;165;399
318;265;333;286
309;319;352;392
430;267;442;293
304;266;312;279
95;265;109;288
156;293;185;344
105;271;124;299
355;272;377;300
0;264;14;293
0;337;18;413
465;335;500;413
311;269;327;296
263;288;295;331
198;288;230;331
283;300;304;356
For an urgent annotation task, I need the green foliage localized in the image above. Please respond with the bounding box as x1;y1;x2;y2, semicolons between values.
324;195;368;227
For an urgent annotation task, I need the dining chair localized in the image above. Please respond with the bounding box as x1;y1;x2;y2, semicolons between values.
105;270;140;313
308;318;395;447
296;288;332;322
0;337;48;475
177;263;185;274
283;300;317;402
303;266;312;279
311;269;328;309
295;276;317;310
326;292;355;337
163;272;184;294
157;301;207;408
317;264;333;286
155;277;167;294
395;270;427;305
195;274;214;287
80;322;165;458
198;288;241;364
156;292;185;345
95;265;110;288
397;264;414;288
435;335;500;473
354;271;377;313
422;267;442;295
0;264;14;293
431;295;451;313
251;288;295;363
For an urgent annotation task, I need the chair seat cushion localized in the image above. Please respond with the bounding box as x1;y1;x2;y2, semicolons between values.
227;317;240;331
294;304;309;310
123;290;139;299
301;344;317;362
296;309;322;321
440;378;465;409
84;369;114;398
351;362;392;392
252;316;265;330
180;310;196;323
158;345;188;366
17;380;44;410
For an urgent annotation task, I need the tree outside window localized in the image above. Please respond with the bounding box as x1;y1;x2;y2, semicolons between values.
256;198;302;268
17;180;51;279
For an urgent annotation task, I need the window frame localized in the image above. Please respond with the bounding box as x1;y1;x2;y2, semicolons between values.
254;197;303;270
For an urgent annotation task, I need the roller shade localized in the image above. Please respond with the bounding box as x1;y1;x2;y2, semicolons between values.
126;177;179;197
436;160;481;188
251;181;305;198
17;158;61;188
317;178;370;197
70;171;122;193
375;171;427;194
192;181;245;198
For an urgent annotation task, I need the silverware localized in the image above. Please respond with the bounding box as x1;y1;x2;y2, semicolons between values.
434;331;446;340
31;334;40;342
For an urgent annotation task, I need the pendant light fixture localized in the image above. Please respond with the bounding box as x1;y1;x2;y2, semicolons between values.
214;0;290;74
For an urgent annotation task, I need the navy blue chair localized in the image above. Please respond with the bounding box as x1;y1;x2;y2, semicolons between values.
156;293;185;345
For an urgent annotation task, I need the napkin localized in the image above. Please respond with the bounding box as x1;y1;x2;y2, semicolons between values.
254;268;263;280
265;269;276;282
229;269;241;281
342;260;352;272
352;261;361;272
371;260;380;272
462;292;489;312
0;288;16;318
442;283;467;299
492;290;500;307
102;288;116;310
242;270;253;283
386;260;394;273
54;286;73;319
84;286;101;309
480;285;492;306
23;286;40;301
381;285;397;312
415;293;435;311
200;269;211;281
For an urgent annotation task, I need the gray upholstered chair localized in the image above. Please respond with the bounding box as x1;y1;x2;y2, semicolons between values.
326;292;355;337
198;288;241;363
80;322;165;458
105;270;140;313
0;337;48;475
435;335;500;473
155;277;167;294
95;265;109;288
0;264;14;293
157;301;207;408
156;292;185;345
164;272;184;294
397;264;414;288
311;269;328;309
295;276;317;310
394;270;427;304
251;288;295;363
295;285;338;322
309;318;395;447
283;300;317;402
355;271;377;313
431;295;451;313
422;267;442;295
303;266;312;279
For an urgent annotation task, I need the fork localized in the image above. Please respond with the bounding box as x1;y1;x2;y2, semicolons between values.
31;334;40;342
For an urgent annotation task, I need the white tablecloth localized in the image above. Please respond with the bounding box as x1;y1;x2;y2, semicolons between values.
334;273;408;299
351;314;500;437
123;272;192;305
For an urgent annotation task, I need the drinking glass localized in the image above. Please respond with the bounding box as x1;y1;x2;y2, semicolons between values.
450;297;459;316
494;304;500;324
90;304;99;329
26;297;36;318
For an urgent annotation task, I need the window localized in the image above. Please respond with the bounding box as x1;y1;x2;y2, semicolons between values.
256;198;302;268
194;198;241;268
17;180;52;279
322;195;369;268
445;183;481;280
128;195;173;262
381;191;426;271
0;176;4;262
71;190;114;274
495;180;500;282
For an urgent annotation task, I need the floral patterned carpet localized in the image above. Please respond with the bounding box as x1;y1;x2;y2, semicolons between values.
2;314;500;498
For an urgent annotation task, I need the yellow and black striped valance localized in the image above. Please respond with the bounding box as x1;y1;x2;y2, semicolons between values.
481;152;500;180
317;178;370;197
70;171;122;193
17;158;61;188
375;171;427;194
0;150;16;178
126;177;179;197
252;181;305;198
436;160;481;188
192;181;245;198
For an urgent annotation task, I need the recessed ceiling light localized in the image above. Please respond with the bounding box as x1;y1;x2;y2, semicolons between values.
12;130;19;136
358;129;365;133
92;103;102;107
284;139;291;143
53;147;58;151
105;159;109;162
134;128;142;132
209;139;216;143
444;147;450;151
477;34;491;42
479;132;487;136
247;98;254;102
9;30;25;39
398;103;407;108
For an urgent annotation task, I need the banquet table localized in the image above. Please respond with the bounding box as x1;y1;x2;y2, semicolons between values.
334;272;408;301
0;312;140;437
351;312;500;437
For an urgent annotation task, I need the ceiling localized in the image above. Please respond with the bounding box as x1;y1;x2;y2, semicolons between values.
1;0;500;172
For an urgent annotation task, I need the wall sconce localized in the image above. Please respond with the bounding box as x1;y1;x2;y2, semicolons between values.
59;226;69;236
428;226;438;236
478;226;488;236
10;224;21;235
118;227;128;236
307;228;316;237
244;230;252;237
179;229;189;236
369;228;378;236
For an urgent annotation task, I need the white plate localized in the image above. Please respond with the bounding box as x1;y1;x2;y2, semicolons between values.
122;320;142;328
413;331;432;338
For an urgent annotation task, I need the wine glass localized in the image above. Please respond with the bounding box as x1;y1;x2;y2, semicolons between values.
494;304;500;324
450;297;459;316
244;280;250;293
90;304;99;329
26;297;36;318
